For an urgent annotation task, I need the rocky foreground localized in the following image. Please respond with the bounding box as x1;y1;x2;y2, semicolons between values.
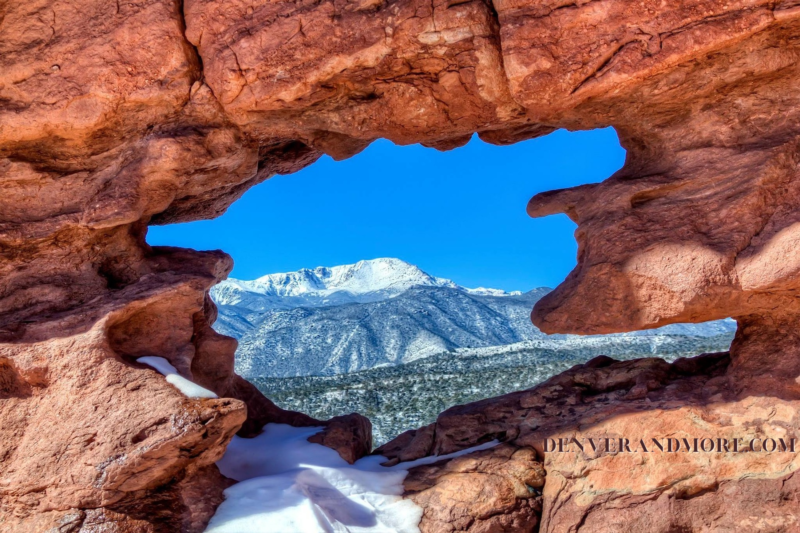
378;352;800;532
2;0;800;531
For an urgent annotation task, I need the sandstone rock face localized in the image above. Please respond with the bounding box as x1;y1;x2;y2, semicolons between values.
307;413;374;464
403;444;544;533
0;247;246;531
525;16;800;341
379;353;800;532
3;0;800;530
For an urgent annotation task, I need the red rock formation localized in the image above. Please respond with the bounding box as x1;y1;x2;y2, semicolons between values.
379;353;800;532
2;0;800;530
308;413;374;464
403;444;545;532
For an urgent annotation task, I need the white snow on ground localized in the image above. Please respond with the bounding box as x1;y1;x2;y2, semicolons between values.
137;356;218;399
205;423;498;533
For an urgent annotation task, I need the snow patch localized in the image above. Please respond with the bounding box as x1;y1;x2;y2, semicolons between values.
137;356;218;399
464;287;522;297
205;423;498;533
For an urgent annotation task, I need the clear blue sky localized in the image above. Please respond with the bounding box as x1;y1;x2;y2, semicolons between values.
147;128;625;291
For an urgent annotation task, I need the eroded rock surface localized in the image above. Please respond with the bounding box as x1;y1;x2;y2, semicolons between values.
2;0;800;530
379;353;800;532
403;444;544;533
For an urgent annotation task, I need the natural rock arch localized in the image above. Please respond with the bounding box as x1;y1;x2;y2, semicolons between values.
2;0;800;530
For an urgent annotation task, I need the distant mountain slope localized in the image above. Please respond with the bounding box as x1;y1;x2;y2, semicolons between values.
211;258;737;378
253;333;736;445
216;286;550;377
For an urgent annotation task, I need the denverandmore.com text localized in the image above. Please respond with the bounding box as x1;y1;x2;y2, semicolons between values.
544;436;798;454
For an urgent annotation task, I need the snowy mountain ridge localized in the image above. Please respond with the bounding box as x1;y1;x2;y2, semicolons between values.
212;258;521;310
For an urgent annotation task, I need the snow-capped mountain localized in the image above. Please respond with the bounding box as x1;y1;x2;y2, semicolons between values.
216;286;550;377
211;258;737;378
212;258;521;311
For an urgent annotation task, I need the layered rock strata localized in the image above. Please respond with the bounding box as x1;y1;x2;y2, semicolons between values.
2;0;800;530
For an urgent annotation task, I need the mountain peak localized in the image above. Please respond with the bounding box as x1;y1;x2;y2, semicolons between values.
213;258;456;309
249;257;453;295
211;258;534;312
